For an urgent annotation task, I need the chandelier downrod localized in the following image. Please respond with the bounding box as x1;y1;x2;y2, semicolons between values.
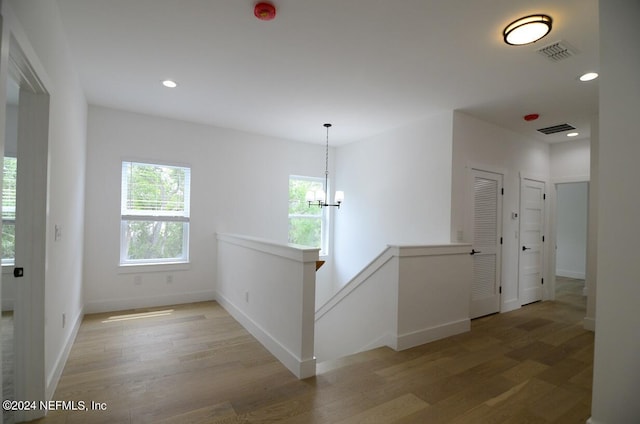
306;123;344;209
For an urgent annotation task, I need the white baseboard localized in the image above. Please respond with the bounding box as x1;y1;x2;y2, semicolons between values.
216;291;315;379
394;319;470;351
358;333;394;353
84;290;216;314
557;270;586;280
1;298;13;312
583;317;596;332
46;306;84;401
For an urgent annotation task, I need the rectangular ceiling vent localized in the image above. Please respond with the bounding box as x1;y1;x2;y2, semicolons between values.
537;41;577;62
537;123;576;135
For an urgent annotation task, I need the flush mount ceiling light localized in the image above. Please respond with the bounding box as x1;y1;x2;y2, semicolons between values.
579;72;599;82
306;123;344;209
503;14;553;45
162;79;178;88
567;132;579;137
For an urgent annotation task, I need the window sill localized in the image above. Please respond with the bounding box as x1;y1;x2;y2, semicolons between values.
118;262;190;274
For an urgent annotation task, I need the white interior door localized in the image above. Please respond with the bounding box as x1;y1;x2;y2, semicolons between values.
519;178;545;305
4;34;50;423
470;169;502;319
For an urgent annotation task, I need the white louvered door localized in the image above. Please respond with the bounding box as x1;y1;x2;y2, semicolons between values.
470;169;503;319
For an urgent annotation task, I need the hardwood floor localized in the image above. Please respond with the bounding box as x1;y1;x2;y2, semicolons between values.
29;279;591;423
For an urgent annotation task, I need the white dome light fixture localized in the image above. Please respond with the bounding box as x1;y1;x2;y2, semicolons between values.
162;79;178;88
503;14;553;46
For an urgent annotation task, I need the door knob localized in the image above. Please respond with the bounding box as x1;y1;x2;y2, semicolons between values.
470;249;482;255
522;246;531;251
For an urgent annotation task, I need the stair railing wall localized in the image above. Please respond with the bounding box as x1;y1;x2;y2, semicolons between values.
315;244;472;362
216;233;318;379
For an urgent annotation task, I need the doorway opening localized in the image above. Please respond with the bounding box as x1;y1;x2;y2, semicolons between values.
554;182;588;310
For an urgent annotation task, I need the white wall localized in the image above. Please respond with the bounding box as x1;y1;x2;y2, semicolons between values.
451;111;550;311
6;0;88;399
3;103;17;155
591;1;640;422
585;118;598;331
555;182;588;279
216;234;318;379
333;113;454;289
315;244;471;362
550;139;590;181
83;106;331;312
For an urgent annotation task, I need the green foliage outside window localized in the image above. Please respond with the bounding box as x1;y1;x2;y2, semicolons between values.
288;177;325;253
122;220;186;261
121;162;190;263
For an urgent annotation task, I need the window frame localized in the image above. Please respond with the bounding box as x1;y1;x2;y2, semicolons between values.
119;160;191;267
288;175;329;257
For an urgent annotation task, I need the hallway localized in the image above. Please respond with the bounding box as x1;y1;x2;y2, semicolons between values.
30;284;591;423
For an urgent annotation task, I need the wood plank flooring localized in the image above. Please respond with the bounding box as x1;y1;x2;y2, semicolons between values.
29;278;592;423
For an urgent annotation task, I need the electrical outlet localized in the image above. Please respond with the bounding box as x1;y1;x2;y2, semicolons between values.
166;274;173;284
134;275;142;285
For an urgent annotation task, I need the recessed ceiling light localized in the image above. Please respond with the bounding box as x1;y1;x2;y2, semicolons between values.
567;132;579;137
503;14;553;45
579;72;599;82
162;80;178;88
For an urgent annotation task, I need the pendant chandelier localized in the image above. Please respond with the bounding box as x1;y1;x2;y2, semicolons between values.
306;123;344;209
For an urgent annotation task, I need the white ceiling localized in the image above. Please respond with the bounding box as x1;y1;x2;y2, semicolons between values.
55;0;599;145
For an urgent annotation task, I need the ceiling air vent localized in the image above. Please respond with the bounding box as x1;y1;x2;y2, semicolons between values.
537;41;577;62
537;123;576;135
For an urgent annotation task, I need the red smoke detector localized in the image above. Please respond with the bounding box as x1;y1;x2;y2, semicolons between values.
524;113;540;121
254;2;276;21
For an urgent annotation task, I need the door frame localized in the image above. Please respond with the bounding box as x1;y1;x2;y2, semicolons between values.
1;5;51;422
549;176;590;302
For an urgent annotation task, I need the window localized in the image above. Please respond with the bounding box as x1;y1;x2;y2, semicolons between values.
288;176;328;255
120;161;191;265
2;156;17;266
